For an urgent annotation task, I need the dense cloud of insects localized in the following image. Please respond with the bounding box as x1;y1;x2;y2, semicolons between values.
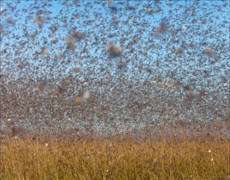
0;0;229;139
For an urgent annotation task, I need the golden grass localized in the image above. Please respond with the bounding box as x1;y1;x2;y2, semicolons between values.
1;135;229;180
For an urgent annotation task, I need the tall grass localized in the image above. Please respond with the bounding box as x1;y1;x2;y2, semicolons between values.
1;135;229;180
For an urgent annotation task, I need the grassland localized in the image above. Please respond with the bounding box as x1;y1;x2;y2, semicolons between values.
1;132;229;180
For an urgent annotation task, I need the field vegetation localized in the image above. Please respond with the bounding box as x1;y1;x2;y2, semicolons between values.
1;129;229;180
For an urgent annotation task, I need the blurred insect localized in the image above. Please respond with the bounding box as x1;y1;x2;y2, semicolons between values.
65;38;75;50
175;48;183;55
70;30;85;40
203;48;216;56
72;68;80;73
55;85;64;95
6;17;16;25
107;43;122;56
39;47;49;55
156;17;169;34
33;16;43;24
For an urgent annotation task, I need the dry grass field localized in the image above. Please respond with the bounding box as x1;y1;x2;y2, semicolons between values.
1;130;229;180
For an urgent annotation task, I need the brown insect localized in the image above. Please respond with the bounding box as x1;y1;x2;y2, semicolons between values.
65;38;75;50
33;16;43;24
70;30;85;39
107;43;122;56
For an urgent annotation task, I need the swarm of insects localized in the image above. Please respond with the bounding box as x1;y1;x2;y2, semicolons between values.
0;0;229;137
